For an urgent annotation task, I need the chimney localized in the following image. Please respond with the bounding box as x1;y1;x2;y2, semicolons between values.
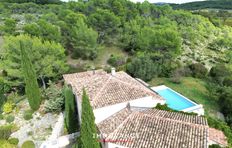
111;67;116;76
126;102;131;110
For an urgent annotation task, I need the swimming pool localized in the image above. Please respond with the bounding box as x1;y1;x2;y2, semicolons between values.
151;86;197;111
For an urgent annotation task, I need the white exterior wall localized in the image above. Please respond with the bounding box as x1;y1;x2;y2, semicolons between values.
208;140;227;148
129;96;165;107
94;102;127;124
93;96;165;124
75;94;82;123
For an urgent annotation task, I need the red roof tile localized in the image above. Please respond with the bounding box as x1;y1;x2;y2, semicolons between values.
63;70;164;109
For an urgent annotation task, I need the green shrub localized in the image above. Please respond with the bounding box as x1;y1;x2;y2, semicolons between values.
0;89;7;113
6;115;14;123
23;110;33;121
0;139;16;148
3;102;15;114
209;144;221;148
43;82;64;113
44;97;64;113
7;92;24;104
209;64;231;85
43;82;63;100
189;63;208;78
127;56;157;81
8;138;19;145
27;131;33;136
154;103;198;116
223;76;232;87
107;55;126;67
0;125;13;139
0;114;4;120
155;104;175;112
21;140;35;148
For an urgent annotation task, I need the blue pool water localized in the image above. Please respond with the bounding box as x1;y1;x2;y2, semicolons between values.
155;88;196;111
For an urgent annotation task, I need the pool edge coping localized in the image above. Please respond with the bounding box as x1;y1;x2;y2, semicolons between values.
151;85;201;112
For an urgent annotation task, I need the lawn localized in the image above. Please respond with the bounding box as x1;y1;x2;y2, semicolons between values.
149;77;221;118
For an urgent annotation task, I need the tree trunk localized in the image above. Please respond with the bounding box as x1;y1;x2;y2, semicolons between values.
41;76;46;89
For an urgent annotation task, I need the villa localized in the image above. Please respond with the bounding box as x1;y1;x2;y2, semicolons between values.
63;68;228;148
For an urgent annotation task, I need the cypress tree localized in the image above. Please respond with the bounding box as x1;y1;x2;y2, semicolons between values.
64;85;79;133
20;41;41;110
78;89;100;148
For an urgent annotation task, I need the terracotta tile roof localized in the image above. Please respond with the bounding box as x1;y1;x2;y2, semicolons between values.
97;108;133;136
209;128;228;147
142;109;208;126
63;70;164;109
98;108;208;148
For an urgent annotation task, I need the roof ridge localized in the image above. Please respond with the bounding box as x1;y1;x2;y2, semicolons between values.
106;110;135;139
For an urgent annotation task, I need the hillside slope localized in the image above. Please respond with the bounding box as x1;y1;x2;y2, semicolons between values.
171;0;232;10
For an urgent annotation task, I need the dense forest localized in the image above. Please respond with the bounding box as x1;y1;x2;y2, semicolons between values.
0;0;232;147
171;0;232;28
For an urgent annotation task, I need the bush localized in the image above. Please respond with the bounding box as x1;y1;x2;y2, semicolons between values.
170;70;182;84
8;138;19;145
7;92;24;104
189;63;208;78
0;79;8;113
218;87;232;127
43;82;64;113
154;103;198;116
0;114;4;120
21;140;35;148
155;104;175;112
127;56;157;81
0;139;16;148
23;110;33;121
209;144;221;148
209;64;231;85
43;82;63;100
223;76;232;87
107;55;126;67
3;102;14;114
0;125;13;139
6;115;14;123
44;97;64;113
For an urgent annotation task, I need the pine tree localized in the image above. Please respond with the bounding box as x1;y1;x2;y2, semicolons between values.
78;89;100;148
64;85;79;134
20;41;41;110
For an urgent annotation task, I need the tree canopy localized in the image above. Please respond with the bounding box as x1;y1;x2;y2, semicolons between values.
0;35;68;87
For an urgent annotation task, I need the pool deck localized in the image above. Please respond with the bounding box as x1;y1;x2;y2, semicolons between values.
151;85;205;116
